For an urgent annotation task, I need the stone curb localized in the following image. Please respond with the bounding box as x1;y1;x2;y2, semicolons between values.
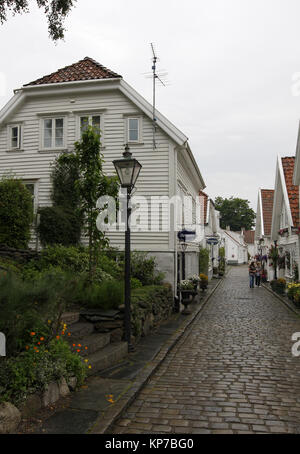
262;283;300;317
89;272;228;434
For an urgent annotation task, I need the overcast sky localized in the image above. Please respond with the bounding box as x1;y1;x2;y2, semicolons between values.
1;0;300;210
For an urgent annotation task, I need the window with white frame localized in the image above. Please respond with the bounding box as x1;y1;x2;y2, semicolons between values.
79;115;101;137
8;124;22;150
42;118;65;149
128;118;140;142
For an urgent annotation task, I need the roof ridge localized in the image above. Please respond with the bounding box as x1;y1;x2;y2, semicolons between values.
24;56;122;87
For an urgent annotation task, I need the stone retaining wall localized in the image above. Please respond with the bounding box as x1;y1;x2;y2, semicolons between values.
0;244;40;264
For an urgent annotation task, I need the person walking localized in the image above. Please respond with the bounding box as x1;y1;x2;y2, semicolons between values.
249;261;256;288
255;261;262;287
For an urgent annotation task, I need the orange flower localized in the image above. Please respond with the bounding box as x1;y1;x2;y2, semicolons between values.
68;333;71;337
40;337;44;341
30;332;36;336
25;346;29;350
61;331;65;335
72;344;76;347
78;344;82;347
37;342;41;345
56;335;60;340
85;347;88;350
77;349;81;353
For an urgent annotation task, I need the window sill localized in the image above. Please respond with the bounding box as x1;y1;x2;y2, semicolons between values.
127;142;144;146
38;148;68;153
6;149;24;153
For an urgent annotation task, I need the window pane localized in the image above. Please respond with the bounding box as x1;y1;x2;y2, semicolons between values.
80;117;89;135
92;116;100;133
129;118;139;141
55;118;64;147
44;119;52;148
11;126;19;148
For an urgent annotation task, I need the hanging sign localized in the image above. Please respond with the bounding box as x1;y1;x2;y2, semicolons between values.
177;230;196;243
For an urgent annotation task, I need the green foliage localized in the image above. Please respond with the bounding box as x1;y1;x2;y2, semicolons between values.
38;153;83;247
0;339;87;406
70;278;124;310
130;284;173;337
270;278;286;294
37;206;82;247
129;252;165;286
0;177;33;248
0;0;76;41
0;269;77;356
199;246;209;275
219;246;226;272
215;196;256;231
74;126;119;278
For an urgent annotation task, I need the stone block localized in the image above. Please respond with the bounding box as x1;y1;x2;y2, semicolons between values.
42;382;60;408
59;377;70;397
19;393;42;418
0;402;21;434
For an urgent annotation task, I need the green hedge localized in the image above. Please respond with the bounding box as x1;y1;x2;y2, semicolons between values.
199;246;209;275
0;178;33;248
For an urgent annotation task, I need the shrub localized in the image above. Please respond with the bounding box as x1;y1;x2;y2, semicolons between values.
0;338;87;406
71;278;124;310
0;269;77;356
130;252;164;286
37;206;82;247
199;247;209;275
0;177;33;248
130;285;173;338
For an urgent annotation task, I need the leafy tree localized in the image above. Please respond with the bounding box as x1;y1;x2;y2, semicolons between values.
215;196;256;231
0;177;33;248
0;0;76;41
37;152;83;246
74;126;119;279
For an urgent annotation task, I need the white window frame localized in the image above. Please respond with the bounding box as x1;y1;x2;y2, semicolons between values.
40;117;66;151
127;117;142;144
7;124;23;151
22;179;39;214
76;113;104;145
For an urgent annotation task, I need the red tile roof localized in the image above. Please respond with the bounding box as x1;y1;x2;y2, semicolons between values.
260;189;274;236
243;230;255;244
281;157;299;227
24;57;122;86
199;191;208;224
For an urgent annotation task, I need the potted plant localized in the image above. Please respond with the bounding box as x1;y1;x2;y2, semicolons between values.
179;280;195;314
199;273;208;291
270;278;286;295
189;274;200;291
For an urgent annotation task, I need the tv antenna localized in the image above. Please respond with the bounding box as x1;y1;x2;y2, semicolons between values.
148;43;168;150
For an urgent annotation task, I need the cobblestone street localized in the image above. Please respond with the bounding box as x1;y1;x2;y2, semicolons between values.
112;267;300;434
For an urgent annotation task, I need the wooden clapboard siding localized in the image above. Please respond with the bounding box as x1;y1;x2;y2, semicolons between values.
0;88;171;250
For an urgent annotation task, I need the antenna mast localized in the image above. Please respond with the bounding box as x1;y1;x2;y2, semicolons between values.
151;43;157;150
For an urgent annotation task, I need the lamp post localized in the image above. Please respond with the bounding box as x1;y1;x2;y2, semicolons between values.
180;242;188;280
113;145;142;352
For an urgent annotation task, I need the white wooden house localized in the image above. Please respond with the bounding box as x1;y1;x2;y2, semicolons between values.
255;188;275;280
271;155;299;281
221;228;248;265
0;57;206;291
199;191;221;277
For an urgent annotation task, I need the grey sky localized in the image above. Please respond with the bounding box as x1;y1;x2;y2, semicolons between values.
1;0;300;210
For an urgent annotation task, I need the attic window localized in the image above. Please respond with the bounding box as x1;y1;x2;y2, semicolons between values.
128;118;139;142
8;125;22;150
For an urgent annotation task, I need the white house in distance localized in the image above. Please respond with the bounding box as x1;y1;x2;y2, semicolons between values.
0;57;206;291
271;156;299;280
221;227;248;265
255;188;275;281
199;191;221;277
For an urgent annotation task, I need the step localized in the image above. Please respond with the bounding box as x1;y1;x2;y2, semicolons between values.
87;342;128;376
61;312;80;326
67;322;94;339
68;333;111;357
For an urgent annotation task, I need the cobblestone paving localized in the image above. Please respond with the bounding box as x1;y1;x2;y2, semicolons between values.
111;267;300;434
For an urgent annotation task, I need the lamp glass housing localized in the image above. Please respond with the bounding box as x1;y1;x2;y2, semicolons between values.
113;158;142;188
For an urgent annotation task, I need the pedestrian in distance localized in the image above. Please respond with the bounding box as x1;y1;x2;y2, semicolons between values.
249;261;256;288
255;261;262;287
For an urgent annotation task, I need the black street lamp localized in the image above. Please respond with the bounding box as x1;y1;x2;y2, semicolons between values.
113;145;142;352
